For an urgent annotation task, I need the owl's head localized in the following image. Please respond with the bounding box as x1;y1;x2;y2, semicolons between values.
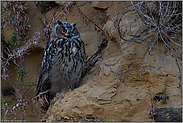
54;20;80;40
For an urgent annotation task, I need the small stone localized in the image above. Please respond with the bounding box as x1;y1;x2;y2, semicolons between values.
55;1;69;7
91;115;97;119
99;117;103;121
92;1;112;10
85;108;94;117
64;116;70;120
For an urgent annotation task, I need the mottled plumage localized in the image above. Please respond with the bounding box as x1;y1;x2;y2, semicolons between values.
36;20;86;109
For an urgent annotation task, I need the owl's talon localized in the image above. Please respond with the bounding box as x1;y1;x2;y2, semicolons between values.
61;93;64;98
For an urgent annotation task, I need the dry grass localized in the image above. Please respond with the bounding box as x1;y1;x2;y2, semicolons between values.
114;1;182;75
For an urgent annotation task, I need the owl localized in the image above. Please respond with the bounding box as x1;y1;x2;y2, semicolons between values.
36;20;86;109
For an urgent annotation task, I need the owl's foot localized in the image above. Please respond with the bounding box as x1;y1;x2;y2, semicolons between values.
61;93;64;98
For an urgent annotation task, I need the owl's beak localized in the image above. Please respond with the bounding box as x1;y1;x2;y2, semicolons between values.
69;32;72;38
65;33;72;39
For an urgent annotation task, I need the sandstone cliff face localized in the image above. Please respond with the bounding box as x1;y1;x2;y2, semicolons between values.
1;1;182;122
44;27;182;122
44;1;182;122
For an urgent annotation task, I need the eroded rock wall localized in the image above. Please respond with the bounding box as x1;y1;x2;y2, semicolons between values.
1;1;182;122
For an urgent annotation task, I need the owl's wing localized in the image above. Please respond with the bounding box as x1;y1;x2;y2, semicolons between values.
36;41;56;96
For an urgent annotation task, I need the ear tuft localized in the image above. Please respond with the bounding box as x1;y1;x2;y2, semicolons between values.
57;20;62;25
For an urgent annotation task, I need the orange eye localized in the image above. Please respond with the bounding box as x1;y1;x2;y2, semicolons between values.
61;29;67;33
72;29;75;33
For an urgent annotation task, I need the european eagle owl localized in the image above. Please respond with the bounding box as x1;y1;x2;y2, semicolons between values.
36;20;86;109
